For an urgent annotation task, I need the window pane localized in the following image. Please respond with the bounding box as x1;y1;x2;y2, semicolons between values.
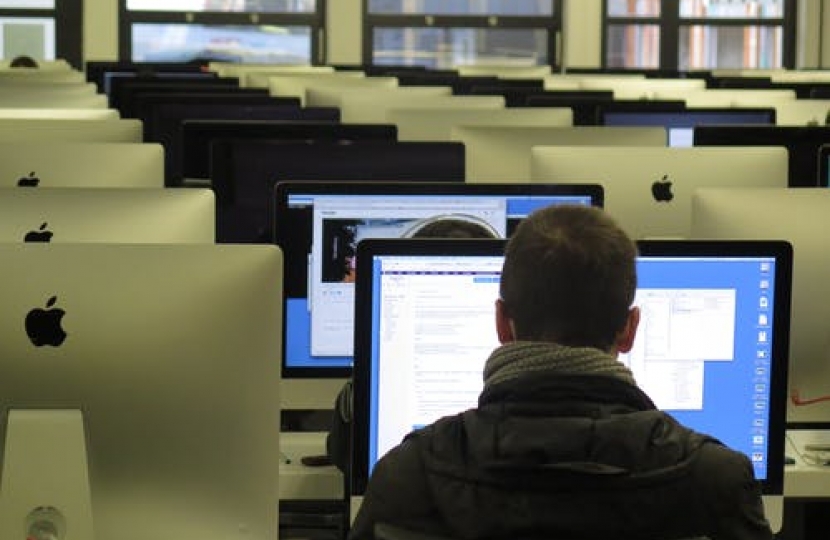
373;27;548;68
680;0;783;19
132;23;311;63
0;0;53;7
368;0;553;16
607;0;660;17
679;25;782;69
126;0;315;13
0;16;54;60
606;24;659;68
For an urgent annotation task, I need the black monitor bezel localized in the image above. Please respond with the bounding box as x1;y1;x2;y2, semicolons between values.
276;181;604;381
693;124;830;188
350;238;792;498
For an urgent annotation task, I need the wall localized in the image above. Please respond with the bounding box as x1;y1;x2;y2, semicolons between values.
84;0;118;62
82;0;820;69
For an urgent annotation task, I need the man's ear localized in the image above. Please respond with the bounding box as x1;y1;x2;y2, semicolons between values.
615;307;640;354
496;298;515;344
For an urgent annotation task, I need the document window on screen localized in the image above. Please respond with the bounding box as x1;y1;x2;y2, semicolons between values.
620;255;778;482
366;253;780;485
308;196;507;358
372;254;503;456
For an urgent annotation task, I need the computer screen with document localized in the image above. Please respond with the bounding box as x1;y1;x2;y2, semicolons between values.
274;182;603;411
351;238;791;531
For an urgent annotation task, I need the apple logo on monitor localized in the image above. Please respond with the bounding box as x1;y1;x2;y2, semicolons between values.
25;296;67;347
24;222;53;243
17;172;40;187
651;174;674;202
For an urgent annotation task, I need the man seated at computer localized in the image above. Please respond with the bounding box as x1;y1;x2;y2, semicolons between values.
349;205;772;540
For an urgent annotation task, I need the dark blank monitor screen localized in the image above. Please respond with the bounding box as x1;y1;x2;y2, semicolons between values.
85;60;213;92
210;140;462;243
180;119;388;180
138;92;300;139
351;239;791;509
524;91;615;125
102;70;218;96
142;99;338;184
693;125;830;187
604;108;776;147
274;182;604;379
112;79;246;117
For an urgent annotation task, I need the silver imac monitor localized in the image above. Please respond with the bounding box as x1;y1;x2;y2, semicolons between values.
530;146;789;239
450;125;667;182
0;187;215;243
0;243;282;540
351;238;792;534
0;119;143;143
0;142;164;188
692;187;830;423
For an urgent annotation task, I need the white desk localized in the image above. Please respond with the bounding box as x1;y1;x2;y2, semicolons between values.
785;429;830;497
280;432;343;501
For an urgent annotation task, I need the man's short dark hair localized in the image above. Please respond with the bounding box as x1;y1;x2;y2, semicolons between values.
499;205;637;349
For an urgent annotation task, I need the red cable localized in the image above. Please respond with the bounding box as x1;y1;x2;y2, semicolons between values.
791;389;830;406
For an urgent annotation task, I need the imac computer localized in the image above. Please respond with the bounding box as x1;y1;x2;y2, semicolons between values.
179;119;390;181
692;187;830;422
0;119;143;143
110;78;246;117
450;125;667;182
305;86;479;123
210;140;465;244
351;238;792;533
144;100;338;183
0;92;108;110
693;125;830;187
577;77;707;100
0;109;118;120
601;107;776;147
0;187;215;243
664;88;796;108
387;107;573;142
266;73;398;106
83;60;211;92
0;243;282;540
274;181;604;412
523;90;616;126
0;142;164;188
134;92;299;139
530;146;788;239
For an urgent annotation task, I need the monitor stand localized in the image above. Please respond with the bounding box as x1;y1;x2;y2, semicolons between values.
0;409;94;540
763;495;783;534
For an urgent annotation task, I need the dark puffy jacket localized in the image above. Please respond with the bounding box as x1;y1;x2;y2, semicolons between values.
349;374;772;540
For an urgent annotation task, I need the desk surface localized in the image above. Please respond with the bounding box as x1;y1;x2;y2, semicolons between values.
785;429;830;497
281;432;343;500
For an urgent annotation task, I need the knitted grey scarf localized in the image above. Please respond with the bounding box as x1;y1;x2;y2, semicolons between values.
483;341;637;389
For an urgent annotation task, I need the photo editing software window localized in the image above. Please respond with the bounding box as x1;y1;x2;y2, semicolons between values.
284;192;592;370
367;252;779;484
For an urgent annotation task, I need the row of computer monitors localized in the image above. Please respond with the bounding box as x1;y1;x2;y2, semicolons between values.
0;207;799;537
2;179;830;419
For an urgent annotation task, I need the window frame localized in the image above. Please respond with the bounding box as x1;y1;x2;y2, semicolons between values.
362;0;562;69
602;0;796;71
118;0;326;64
0;0;82;68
